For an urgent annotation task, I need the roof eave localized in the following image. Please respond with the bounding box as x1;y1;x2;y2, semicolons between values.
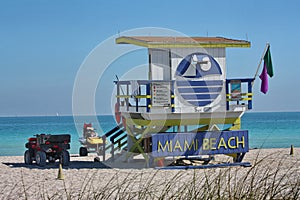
116;37;251;48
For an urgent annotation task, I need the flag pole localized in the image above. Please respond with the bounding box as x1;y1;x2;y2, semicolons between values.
252;43;270;86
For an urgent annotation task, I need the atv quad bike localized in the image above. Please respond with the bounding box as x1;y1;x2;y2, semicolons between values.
24;134;71;167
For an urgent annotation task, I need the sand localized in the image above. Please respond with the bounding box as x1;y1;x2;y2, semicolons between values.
0;148;299;199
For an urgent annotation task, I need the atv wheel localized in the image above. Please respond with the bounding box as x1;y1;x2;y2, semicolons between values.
24;150;32;165
61;150;70;166
79;147;88;156
36;151;47;167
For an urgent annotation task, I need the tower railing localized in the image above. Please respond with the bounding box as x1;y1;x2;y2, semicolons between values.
226;78;254;110
115;80;175;113
115;78;254;113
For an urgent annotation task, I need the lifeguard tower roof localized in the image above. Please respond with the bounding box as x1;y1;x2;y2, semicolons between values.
116;36;250;48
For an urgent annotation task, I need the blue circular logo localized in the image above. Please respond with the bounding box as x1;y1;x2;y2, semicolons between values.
175;53;223;107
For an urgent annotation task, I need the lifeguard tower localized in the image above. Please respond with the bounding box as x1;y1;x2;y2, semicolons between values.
101;36;254;168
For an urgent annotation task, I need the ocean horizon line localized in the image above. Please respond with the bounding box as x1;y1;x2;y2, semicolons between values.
1;110;300;118
0;114;114;118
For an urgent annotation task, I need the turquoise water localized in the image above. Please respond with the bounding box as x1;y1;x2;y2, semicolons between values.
242;112;300;149
0;112;299;156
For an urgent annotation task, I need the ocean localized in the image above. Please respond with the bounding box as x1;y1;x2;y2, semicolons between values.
0;112;299;156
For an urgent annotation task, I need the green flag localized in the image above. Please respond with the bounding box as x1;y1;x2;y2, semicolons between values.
264;46;273;77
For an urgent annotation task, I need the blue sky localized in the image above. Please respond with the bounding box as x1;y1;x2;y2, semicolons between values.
0;0;299;116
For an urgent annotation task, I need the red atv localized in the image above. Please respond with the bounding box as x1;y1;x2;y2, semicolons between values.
24;134;71;167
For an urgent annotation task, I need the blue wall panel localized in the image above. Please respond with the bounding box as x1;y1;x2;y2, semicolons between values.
152;130;249;157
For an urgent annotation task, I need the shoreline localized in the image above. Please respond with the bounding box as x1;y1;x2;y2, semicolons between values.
1;111;300;118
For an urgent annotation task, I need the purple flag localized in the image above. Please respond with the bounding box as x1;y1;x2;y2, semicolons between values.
259;63;268;94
